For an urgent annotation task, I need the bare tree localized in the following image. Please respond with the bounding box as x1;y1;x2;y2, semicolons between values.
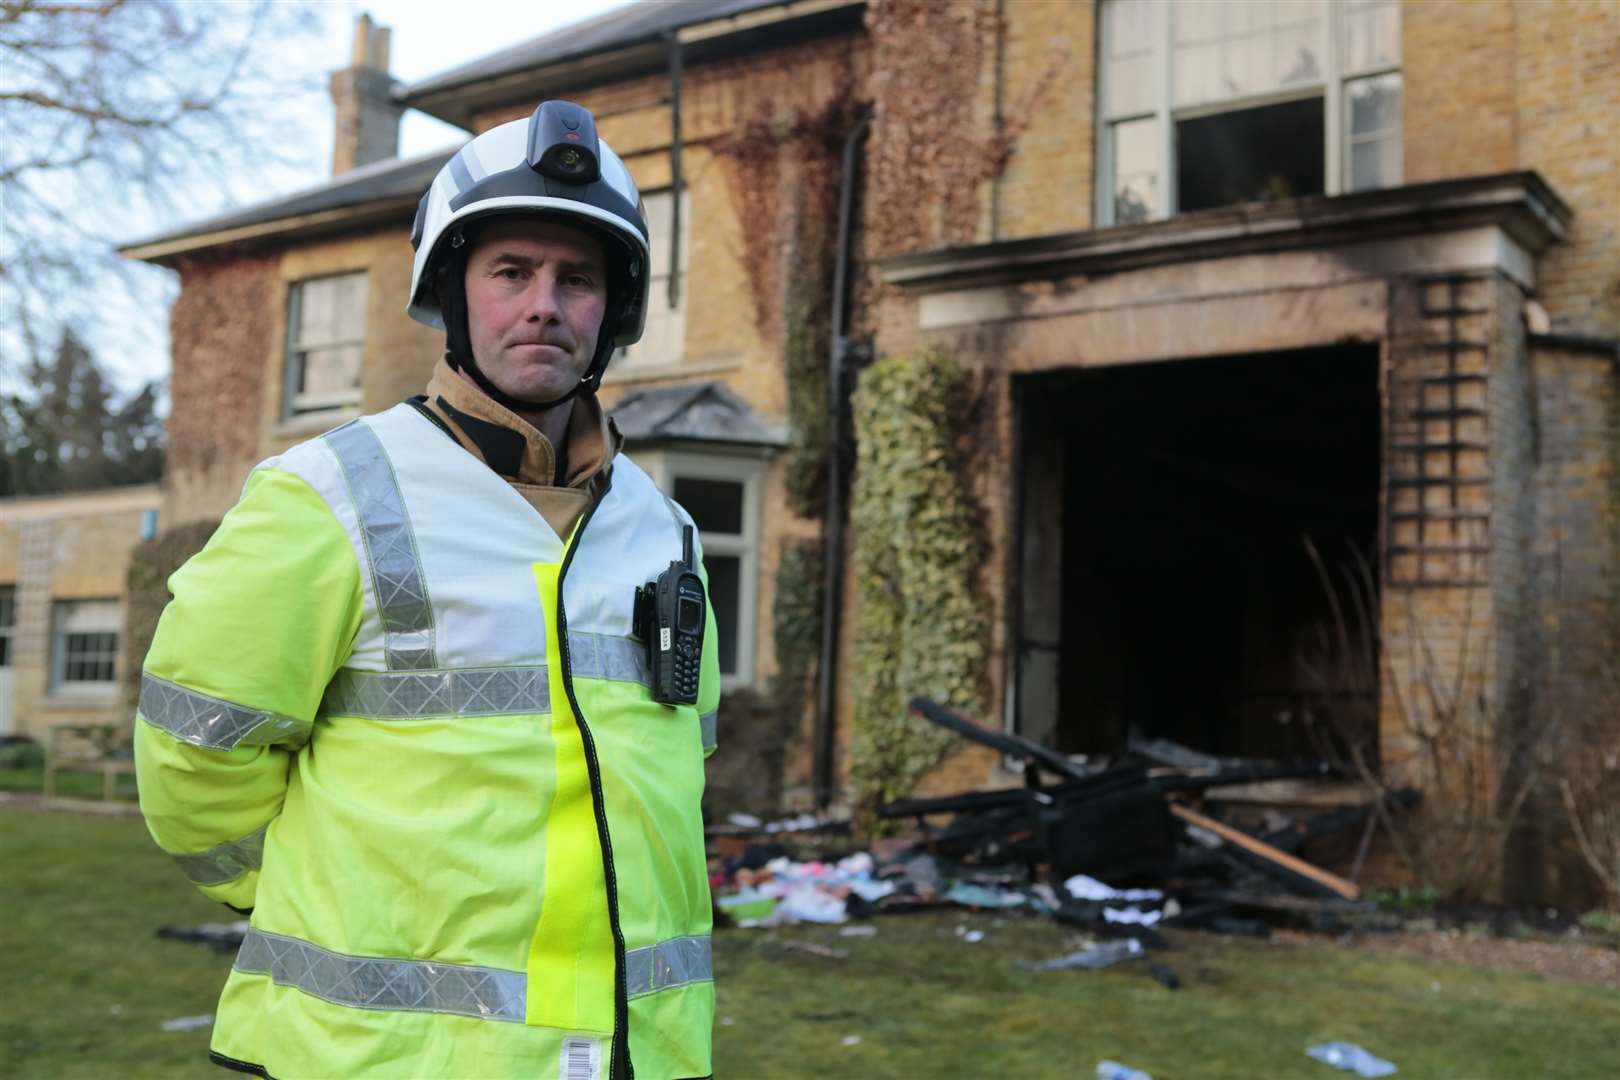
0;0;319;382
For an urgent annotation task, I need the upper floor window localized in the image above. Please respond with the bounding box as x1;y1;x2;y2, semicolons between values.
50;599;120;693
616;189;691;371
284;271;368;418
1097;0;1402;226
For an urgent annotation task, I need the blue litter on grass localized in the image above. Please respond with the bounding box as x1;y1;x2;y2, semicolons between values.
1306;1041;1397;1077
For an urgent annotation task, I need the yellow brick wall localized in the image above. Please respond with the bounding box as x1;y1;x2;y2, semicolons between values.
992;0;1097;241
0;487;161;740
1513;0;1620;335
1404;0;1519;181
1405;0;1619;334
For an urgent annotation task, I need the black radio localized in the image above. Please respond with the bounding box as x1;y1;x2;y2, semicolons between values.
634;524;706;706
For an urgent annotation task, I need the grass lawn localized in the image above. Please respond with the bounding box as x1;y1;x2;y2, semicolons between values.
3;809;1615;1079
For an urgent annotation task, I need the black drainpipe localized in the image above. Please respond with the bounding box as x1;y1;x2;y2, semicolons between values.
665;30;684;308
813;109;873;809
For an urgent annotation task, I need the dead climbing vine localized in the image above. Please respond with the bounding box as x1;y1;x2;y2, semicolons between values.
867;0;1058;253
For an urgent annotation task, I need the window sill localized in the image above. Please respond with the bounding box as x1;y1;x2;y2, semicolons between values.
43;688;120;709
275;409;360;439
604;356;744;385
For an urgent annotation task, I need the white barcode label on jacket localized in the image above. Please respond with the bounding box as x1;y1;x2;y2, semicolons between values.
560;1037;602;1080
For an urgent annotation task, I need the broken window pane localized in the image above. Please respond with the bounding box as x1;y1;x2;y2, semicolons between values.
1275;24;1321;86
1345;73;1401;192
1343;0;1401;74
1174;0;1323;107
1176;95;1325;212
287;271;367;416
1112;117;1158;223
1348;71;1401;135
1107;53;1156;118
1173;41;1221;107
1103;0;1158;117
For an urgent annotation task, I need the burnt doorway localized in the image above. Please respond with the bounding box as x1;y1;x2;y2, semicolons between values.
1013;346;1380;759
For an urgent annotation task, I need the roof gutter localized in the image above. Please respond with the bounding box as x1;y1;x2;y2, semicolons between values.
401;0;862;130
119;196;422;266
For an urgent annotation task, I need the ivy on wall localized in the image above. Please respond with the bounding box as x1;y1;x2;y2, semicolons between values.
865;0;1059;256
772;536;826;708
713;96;857;519
849;348;989;817
122;520;220;709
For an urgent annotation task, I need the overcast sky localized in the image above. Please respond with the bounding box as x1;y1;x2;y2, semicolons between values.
101;0;635;393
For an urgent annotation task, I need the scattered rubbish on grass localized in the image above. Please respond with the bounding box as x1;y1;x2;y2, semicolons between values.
108;1005;124;1016
1096;1060;1152;1080
1022;937;1143;971
839;925;877;937
840;1035;862;1047
782;941;849;961
706;696;1422;950
1066;875;1163;903
963;929;985;943
161;1014;214;1032
945;881;1028;909
1103;907;1162;926
156;920;250;953
1306;1041;1398;1077
777;884;850;925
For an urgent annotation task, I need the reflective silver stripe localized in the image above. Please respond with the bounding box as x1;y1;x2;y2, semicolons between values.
234;927;525;1022
700;710;717;752
625;934;713;998
320;635;653;720
322;666;551;719
172;820;272;886
324;420;437;671
139;673;310;751
567;632;651;686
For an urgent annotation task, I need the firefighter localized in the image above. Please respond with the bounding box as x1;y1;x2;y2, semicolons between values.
135;101;719;1080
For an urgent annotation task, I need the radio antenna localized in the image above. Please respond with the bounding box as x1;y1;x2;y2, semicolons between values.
682;525;694;568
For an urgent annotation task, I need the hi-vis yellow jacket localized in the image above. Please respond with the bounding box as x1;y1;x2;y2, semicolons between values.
134;403;720;1080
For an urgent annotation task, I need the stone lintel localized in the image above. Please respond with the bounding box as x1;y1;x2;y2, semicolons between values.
884;171;1572;300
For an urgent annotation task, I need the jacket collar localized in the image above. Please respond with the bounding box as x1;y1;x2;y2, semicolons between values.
424;356;620;490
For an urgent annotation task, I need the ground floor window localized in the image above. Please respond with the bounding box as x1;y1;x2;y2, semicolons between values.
50;599;121;692
637;449;764;689
0;585;14;668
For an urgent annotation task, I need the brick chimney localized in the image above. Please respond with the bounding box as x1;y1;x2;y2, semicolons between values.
329;14;403;175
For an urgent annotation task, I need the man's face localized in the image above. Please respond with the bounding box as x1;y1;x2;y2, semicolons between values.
462;217;608;405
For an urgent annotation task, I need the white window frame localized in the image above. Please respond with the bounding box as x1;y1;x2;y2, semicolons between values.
613;188;692;373
636;448;763;690
49;598;121;697
283;270;368;418
0;585;15;670
1095;0;1402;226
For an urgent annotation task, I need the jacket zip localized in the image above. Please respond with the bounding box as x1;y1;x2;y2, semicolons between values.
553;470;634;1080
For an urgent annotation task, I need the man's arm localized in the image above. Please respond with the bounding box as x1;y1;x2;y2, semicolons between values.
134;466;362;910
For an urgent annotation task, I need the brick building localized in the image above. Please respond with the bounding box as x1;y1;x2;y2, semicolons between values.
120;1;1617;897
0;486;162;739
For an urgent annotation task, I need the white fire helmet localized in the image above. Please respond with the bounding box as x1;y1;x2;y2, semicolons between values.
407;100;651;366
